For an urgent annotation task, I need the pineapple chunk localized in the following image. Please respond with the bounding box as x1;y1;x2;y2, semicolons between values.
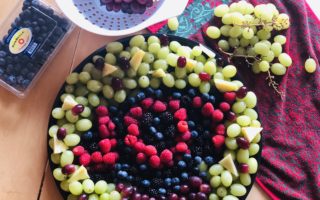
62;95;78;110
152;69;166;78
67;166;90;183
103;63;118;77
186;59;197;71
130;49;145;71
214;79;239;92
219;154;239;176
242;127;263;142
53;136;68;154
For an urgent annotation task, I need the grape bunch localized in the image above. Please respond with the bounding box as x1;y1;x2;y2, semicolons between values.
100;0;154;14
206;1;292;97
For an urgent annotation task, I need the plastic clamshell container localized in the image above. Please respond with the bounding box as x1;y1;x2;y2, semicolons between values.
0;0;74;98
55;0;189;36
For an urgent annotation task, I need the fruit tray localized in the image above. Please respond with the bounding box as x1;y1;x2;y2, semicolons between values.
48;34;262;200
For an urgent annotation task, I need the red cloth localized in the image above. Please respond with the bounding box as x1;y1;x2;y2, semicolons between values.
148;0;320;200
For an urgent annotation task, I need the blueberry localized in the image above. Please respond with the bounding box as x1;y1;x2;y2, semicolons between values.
178;160;187;168
122;164;130;170
139;164;148;171
21;79;31;88
195;156;202;164
117;170;128;179
82;131;93;140
191;130;199;138
155;132;164;140
181;172;189;180
209;95;215;103
193;167;200;174
183;154;192;161
128;97;136;105
113;117;120;123
199;172;207;179
136;92;146;100
146;87;154;95
0;58;6;66
201;93;210;101
0;68;4;76
153;117;160;125
115;163;122;171
6;75;16;85
149;126;157;134
158;188;166;195
164;178;172;187
141;180;151;187
172;177;180;185
0;51;6;58
173;185;180;192
172;92;182;99
188;121;195;128
188;88;196;97
155;89;163;98
204;156;215;165
128;175;133;181
109;106;118;114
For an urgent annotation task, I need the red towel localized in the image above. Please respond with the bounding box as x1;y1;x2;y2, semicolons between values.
149;0;320;199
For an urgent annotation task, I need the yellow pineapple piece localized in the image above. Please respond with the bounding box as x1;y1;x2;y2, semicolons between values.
103;63;118;77
62;95;78;110
219;154;239;176
214;79;239;92
53;136;68;154
130;49;145;71
152;69;166;78
67;166;90;183
242;127;263;142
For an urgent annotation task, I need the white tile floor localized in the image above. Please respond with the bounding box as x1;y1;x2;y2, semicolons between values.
307;0;320;19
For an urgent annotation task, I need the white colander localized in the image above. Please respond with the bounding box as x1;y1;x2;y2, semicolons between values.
55;0;189;36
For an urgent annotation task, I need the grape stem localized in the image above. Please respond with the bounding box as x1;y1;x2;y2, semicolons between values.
266;70;285;99
218;48;261;62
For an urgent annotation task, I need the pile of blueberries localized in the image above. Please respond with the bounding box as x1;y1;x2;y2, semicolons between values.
0;0;71;92
79;87;224;199
100;0;154;14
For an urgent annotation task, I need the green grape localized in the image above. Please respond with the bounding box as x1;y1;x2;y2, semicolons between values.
230;184;246;197
217;186;228;197
220;25;232;37
60;150;74;167
100;193;110;200
147;35;160;45
209;164;224;176
218;40;230;51
248;158;258;174
60;180;70;192
207;26;221;39
109;191;121;200
210;176;221;188
244;14;254;23
252;61;261;74
88;194;99;200
88;93;100;107
232;80;244;88
67;195;78;200
194;62;204;74
229;26;242;38
138;76;150;88
102;85;114;99
221;171;232;187
123;78;137;90
111;69;125;79
69;181;83;195
153;59;168;71
143;52;155;63
150;77;161;89
119;51;131;60
274;35;287;45
65;110;78;123
169;41;181;52
275;13;290;29
114;90;126;103
271;63;286;75
240;38;250;47
244;108;258;120
223;195;239;200
83;63;94;73
305;58;317;73
199;161;208;172
199;82;211;93
251;119;261;128
188;73;201;87
51;153;61;164
222;65;237;78
224;150;236;160
257;29;271;40
214;4;230;17
249;143;260;156
222;13;233;25
237;149;249;163
192;46;203;57
105;53;116;65
163;73;175;88
209;193;219;200
258;61;270;72
254;42;269;56
157;47;170;59
106;42;123;54
76;119;92;132
249;36;259;46
87;80;103;93
168;17;179;31
175;67;187;78
278;53;292;67
66;73;79;85
236;115;251;126
175;79;186;89
234;47;246;56
166;53;178;67
240;173;251;186
196;55;207;64
126;68;137;78
148;43;161;54
56;118;68;127
231;12;245;25
204;61;217;75
95;180;108;194
129;35;145;48
214;72;224;80
228;38;240;48
76;96;89;106
106;183;116;193
65;85;74;93
271;42;282;57
62;123;76;135
232;101;246;113
75;86;89;97
53;168;67;181
252;133;262;143
262;51;275;62
52;108;65;119
177;46;191;58
90;68;102;80
48;138;54;149
64;134;80;147
225;137;238;150
83;179;95;194
227;123;241;137
246;47;256;57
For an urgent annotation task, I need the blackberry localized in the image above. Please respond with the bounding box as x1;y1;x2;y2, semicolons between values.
155;142;167;152
142;112;153;126
90;173;105;183
192;146;203;156
164;125;176;137
152;178;164;187
160;111;173;124
87;142;99;152
148;188;159;197
181;95;192;107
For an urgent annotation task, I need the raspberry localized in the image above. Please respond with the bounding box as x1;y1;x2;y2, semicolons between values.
192;96;202;108
124;116;138;126
110;138;117;148
174;108;187;121
219;102;230;112
124;135;138;146
169;100;180;111
176;142;188;153
201;102;214;117
212;135;225;149
140;98;154;109
99;116;110;125
181;131;191;141
108;121;116;131
153;100;167;112
134;142;146;152
127;124;140;136
98;139;111;153
96;106;108;116
79;153;91;166
72;146;85;156
99;124;110;138
136;152;147;163
215;124;225;135
160;149;173;163
212;109;224;122
177;121;188;133
144;145;157;156
224;92;236;104
103;152;118;165
91;151;103;163
149;155;161;168
130;107;143;118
